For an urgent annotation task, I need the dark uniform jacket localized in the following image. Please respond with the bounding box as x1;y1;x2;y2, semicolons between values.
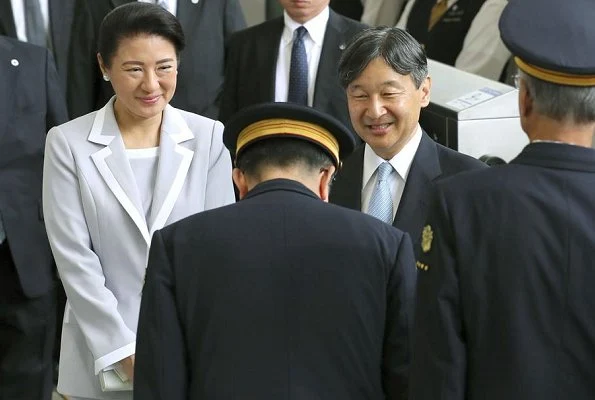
67;0;246;119
135;179;416;400
330;131;486;256
219;9;367;133
411;142;595;400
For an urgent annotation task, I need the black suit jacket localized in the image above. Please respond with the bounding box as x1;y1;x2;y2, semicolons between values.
135;179;416;400
219;9;367;133
67;0;246;119
0;36;68;297
412;142;595;399
330;131;487;255
0;0;75;93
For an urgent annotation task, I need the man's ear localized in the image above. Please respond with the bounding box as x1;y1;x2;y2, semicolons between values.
518;79;533;119
232;168;249;200
319;165;337;202
419;76;431;108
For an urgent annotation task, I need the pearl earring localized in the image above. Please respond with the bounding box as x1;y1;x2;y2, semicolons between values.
102;74;110;82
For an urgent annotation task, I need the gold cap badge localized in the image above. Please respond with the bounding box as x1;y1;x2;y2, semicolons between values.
421;225;433;253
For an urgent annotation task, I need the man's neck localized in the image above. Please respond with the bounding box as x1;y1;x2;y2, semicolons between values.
527;117;595;148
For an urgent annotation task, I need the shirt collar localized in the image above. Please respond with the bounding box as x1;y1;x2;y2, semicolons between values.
362;124;423;186
281;6;330;47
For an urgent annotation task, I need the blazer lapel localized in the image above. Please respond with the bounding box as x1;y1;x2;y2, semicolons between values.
148;105;194;236
89;101;151;246
0;1;16;36
393;132;441;243
261;18;284;101
313;10;345;109
331;145;365;210
0;39;15;145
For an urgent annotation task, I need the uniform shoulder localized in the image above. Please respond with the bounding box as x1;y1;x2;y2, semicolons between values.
435;142;488;174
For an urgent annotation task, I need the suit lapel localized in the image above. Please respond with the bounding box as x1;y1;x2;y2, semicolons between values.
0;1;16;36
393;132;441;242
313;10;346;108
332;145;365;210
0;39;15;145
261;18;284;101
89;101;151;245
147;105;194;236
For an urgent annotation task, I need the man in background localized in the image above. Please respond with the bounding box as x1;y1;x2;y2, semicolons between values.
397;0;510;81
0;35;68;400
219;0;367;134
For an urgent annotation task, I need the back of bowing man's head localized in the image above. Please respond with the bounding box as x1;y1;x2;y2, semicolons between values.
223;102;356;200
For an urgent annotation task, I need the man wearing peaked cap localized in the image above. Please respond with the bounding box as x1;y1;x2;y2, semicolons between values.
410;0;595;399
134;102;417;400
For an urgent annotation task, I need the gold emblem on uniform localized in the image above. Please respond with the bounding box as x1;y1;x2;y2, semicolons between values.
421;225;433;253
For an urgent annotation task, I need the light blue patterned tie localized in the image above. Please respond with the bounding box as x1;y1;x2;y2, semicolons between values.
288;26;308;105
368;162;394;224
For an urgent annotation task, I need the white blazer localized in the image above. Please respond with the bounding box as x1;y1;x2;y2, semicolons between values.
43;99;235;399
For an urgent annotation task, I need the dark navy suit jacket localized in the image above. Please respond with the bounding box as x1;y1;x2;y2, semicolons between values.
412;142;595;400
135;179;416;400
0;36;68;297
330;131;487;256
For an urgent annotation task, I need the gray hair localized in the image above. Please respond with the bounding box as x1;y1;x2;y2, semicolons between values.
338;26;428;89
520;71;595;124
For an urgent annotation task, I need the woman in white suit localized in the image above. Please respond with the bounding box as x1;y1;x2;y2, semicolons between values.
42;3;235;399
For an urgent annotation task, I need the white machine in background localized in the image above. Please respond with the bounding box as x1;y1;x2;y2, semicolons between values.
422;60;528;163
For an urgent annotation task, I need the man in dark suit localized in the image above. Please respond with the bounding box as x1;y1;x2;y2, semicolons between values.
410;0;595;399
219;0;367;134
135;103;416;400
330;26;485;256
0;0;75;93
67;0;246;119
0;35;68;400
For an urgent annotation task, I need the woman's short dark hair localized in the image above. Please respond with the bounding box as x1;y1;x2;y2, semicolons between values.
338;26;428;89
98;2;185;67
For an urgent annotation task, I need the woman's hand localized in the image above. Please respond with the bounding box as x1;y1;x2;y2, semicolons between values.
120;354;135;382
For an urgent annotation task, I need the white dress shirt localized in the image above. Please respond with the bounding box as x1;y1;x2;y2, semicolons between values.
275;7;330;106
10;0;49;43
396;0;510;81
138;0;178;15
361;125;423;220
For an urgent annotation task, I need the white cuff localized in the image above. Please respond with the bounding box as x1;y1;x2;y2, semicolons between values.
94;341;136;375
